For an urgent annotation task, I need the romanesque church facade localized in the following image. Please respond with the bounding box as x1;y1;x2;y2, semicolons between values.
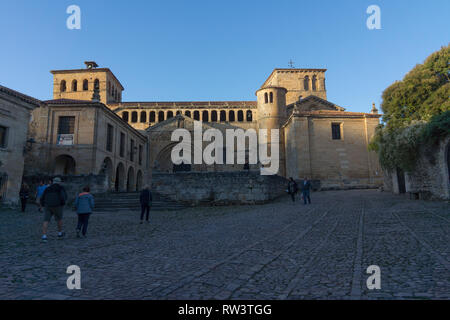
26;61;382;192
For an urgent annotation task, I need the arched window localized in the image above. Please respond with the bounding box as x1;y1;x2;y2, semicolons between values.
83;79;89;91
122;111;129;122
131;111;138;123
60;80;66;92
220;110;226;122
185;110;191;118
264;92;268;103
111;86;115;97
202;111;209;122
269;92;273;103
246;110;253;122
304;76;309;91
229;110;235;122
158;111;165;122
312;75;317;91
108;82;111;94
140;111;147;123
167;111;174;119
94;79;100;90
211;110;218;122
149;111;156;122
118;92;121;102
72;80;78;92
193;111;200;121
237;110;244;122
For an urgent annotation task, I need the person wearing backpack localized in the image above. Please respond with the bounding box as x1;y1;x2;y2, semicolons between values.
139;185;153;224
40;177;67;242
287;177;298;202
74;186;95;238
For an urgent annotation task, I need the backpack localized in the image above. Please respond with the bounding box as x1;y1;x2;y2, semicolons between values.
43;184;66;207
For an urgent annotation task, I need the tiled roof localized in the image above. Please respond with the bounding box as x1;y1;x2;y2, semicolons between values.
0;85;41;106
43;98;99;105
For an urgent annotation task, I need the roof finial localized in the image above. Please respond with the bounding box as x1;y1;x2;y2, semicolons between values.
371;102;378;114
288;59;295;68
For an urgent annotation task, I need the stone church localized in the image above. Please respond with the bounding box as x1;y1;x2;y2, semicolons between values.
38;61;382;193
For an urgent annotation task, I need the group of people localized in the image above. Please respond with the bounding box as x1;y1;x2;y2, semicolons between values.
287;177;312;205
19;178;154;242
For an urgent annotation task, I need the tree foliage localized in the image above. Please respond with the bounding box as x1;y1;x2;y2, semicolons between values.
370;45;450;172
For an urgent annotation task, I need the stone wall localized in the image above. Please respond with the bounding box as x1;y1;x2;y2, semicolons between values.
151;171;288;205
384;135;450;200
23;174;108;205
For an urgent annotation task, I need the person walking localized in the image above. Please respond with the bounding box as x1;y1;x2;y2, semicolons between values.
74;186;95;238
301;177;312;205
139;185;152;224
40;177;67;242
35;180;48;212
19;183;30;212
287;177;298;202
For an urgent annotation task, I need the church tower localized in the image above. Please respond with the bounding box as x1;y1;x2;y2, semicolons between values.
256;86;288;176
50;61;124;106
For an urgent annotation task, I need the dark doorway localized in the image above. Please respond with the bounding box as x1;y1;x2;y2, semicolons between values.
397;168;406;194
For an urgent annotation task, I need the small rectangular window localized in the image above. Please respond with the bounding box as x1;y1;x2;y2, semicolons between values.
0;126;8;148
106;124;114;152
120;132;125;158
332;123;341;140
58;116;75;134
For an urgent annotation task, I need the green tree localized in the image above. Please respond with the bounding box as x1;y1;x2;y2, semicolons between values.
370;45;450;172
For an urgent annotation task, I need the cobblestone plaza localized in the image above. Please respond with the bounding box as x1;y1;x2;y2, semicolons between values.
1;190;449;300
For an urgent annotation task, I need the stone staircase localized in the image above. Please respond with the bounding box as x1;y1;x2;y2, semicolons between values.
93;192;188;212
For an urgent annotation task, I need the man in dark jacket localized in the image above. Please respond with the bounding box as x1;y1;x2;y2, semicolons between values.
301;177;312;205
287;178;298;202
40;177;67;242
139;185;153;224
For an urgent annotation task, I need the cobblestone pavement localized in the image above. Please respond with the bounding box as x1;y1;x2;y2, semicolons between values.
0;190;449;300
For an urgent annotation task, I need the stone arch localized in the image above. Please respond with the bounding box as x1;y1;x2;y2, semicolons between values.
126;166;135;192
149;111;156;122
167;111;174;119
115;162;125;192
154;142;203;173
131;111;138;123
246;110;253;122
269;92;273;103
122;111;129;122
136;170;143;191
264;92;268;103
100;157;114;190
312;75;317;91
237;110;244;122
72;80;78;92
185;110;191;118
60;80;66;92
158;111;165;122
54;155;76;175
220;110;226;122
140;111;147;123
193;111;200;121
229;110;235;122
83;79;89;91
211;110;218;122
304;76;310;91
202;110;209;122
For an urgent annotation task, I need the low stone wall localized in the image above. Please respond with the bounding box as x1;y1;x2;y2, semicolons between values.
384;135;450;200
151;171;288;205
23;174;108;205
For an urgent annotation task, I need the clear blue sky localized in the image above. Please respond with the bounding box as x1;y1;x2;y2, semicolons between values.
0;0;448;113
